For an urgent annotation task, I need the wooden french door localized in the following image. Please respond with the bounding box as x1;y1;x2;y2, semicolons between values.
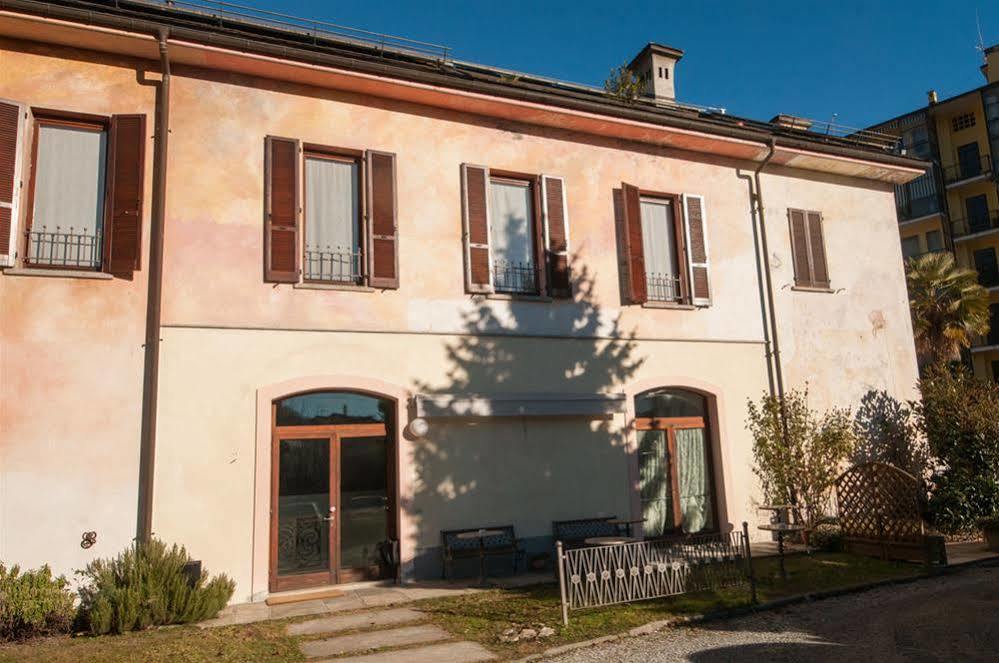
270;422;391;592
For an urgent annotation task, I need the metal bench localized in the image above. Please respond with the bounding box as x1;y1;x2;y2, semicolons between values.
552;516;618;550
441;525;525;581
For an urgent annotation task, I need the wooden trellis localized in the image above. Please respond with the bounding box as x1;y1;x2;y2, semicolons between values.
834;462;946;566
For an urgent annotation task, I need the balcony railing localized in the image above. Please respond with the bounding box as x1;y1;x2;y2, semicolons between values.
26;226;102;268
304;245;363;283
646;273;683;303
493;259;539;295
903;248;948;262
896;195;942;222
943;154;992;185
951;210;999;239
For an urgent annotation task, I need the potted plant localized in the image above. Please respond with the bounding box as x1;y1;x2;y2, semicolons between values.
980;517;999;552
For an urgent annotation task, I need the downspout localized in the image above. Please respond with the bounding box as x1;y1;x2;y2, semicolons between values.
137;27;170;543
752;138;786;402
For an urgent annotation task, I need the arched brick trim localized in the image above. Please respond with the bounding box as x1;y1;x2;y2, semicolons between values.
622;377;732;536
251;376;414;601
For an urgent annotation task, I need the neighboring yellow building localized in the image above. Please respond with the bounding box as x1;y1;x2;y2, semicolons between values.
870;44;999;381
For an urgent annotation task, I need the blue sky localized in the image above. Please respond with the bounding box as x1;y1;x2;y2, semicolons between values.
236;0;999;128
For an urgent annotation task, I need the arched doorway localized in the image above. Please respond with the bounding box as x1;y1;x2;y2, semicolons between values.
269;390;396;591
634;387;718;536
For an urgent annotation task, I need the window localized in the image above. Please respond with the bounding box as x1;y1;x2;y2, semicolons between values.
263;138;398;288
3;106;146;276
488;174;538;294
951;112;976;132
303;150;362;284
989;304;999;347
459;164;571;298
925;230;943;252
901;235;921;260
635;388;716;536
787;208;830;289
992;360;999;383
956;142;983;180
965;194;991;233
640;196;684;302
973;247;999;287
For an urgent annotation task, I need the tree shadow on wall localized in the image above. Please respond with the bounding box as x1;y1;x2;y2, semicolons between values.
851;389;929;481
407;258;647;579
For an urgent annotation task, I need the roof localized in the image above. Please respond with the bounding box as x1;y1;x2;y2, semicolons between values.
627;42;685;70
0;0;923;171
868;78;999;134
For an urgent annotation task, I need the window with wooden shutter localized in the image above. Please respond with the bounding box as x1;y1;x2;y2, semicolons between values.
461;163;492;294
682;194;711;306
788;208;830;289
105;114;146;277
542;175;571;298
620;182;647;304
264;135;300;283
0;99;24;267
366;150;398;289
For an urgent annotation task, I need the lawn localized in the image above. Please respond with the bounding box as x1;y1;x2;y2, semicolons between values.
0;553;924;662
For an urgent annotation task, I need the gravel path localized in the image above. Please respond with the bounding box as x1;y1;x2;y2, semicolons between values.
550;564;999;662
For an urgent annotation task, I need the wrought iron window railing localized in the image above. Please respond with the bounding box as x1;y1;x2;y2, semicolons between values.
26;226;103;269
492;259;539;295
942;154;992;184
646;273;683;303
951;210;999;238
304;245;363;283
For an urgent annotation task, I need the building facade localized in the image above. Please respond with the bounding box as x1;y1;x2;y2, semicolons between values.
869;44;999;381
0;0;922;603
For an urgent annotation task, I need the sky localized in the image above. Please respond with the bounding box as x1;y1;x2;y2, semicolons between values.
232;0;999;129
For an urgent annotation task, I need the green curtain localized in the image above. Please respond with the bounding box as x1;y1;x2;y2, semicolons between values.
638;430;670;537
676;428;713;533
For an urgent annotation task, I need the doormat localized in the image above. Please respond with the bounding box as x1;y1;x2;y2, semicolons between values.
265;588;346;606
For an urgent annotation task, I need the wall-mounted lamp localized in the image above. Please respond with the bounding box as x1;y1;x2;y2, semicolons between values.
407;417;430;439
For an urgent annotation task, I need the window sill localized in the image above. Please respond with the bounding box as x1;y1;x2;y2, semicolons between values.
293;281;375;292
486;292;553;303
2;267;112;280
791;285;836;294
642;301;697;310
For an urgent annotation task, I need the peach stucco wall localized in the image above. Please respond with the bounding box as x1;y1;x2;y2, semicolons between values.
0;37;919;600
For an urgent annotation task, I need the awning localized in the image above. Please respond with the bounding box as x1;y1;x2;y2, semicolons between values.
413;393;626;418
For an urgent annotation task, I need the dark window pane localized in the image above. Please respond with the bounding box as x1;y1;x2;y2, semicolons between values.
277;391;389;426
901;236;920;259
974;248;999;287
925;231;943;252
957;142;982;179
339;436;390;569
635;388;706;418
277;438;330;576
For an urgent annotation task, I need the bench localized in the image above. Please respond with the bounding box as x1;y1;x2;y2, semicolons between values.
552;516;618;550
441;525;525;580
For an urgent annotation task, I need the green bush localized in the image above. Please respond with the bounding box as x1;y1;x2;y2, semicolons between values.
76;539;235;635
0;564;75;641
808;523;843;552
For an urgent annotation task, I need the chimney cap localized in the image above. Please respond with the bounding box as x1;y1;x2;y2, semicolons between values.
628;42;684;71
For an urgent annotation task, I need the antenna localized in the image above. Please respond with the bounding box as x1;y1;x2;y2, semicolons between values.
976;9;986;61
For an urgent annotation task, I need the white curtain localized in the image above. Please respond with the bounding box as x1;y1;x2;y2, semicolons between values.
29;124;107;266
305;157;359;280
488;180;534;266
676;427;714;533
638;430;670;537
639;198;679;278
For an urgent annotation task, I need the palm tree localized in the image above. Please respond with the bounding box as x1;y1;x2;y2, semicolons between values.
906;252;990;369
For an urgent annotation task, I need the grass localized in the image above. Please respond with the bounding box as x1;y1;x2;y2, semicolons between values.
415;552;925;659
0;553;924;662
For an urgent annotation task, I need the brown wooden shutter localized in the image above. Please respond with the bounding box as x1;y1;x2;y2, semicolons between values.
542;175;571;298
682;194;711;306
788;209;811;286
0;100;24;266
366;150;399;289
105;114;146;277
264;136;300;283
806;211;829;287
461;163;492;293
620;182;647;304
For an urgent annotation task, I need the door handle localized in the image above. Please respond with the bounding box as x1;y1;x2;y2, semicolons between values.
323;506;336;522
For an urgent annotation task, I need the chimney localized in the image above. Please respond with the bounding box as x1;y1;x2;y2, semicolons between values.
927;89;938;105
769;114;813;131
628;43;684;101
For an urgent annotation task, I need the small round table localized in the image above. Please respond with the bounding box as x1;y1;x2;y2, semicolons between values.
584;536;638;546
606;518;645;538
758;523;805;580
455;529;504;585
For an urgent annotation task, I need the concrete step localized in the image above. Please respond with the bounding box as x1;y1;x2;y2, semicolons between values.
287;607;426;636
321;640;497;663
300;624;450;658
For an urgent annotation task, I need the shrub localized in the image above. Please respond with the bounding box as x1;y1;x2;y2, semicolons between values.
746;387;855;529
0;564;75;641
603;64;646;102
915;368;999;535
808;523;843;552
76;539;235;635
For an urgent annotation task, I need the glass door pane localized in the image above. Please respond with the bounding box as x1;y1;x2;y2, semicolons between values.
675;427;714;534
638;430;672;537
277;438;331;577
339;436;389;572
